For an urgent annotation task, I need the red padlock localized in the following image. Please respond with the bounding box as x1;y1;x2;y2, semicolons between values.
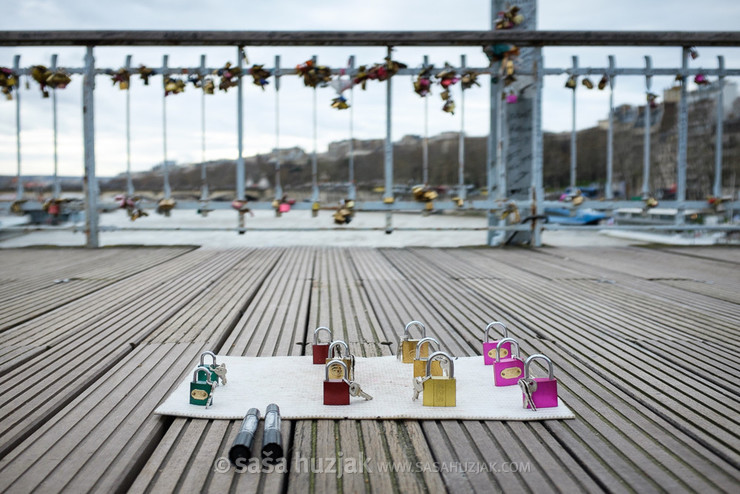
482;321;511;365
493;337;524;386
323;359;350;406
312;326;332;365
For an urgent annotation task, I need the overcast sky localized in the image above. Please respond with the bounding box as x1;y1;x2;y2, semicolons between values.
1;0;739;178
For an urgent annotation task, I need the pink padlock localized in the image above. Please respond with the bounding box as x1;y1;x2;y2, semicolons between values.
521;354;558;409
482;321;511;365
493;337;524;386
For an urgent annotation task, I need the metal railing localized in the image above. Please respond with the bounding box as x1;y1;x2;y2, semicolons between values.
2;30;740;247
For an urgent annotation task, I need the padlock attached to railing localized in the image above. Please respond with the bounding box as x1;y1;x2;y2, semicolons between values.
519;354;558;410
326;340;355;381
493;337;524;386
190;365;214;408
197;350;227;386
422;351;456;407
312;326;332;364
482;321;511;365
323;359;350;405
413;337;443;378
398;320;427;363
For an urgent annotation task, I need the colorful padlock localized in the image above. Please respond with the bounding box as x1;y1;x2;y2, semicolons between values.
482;321;512;365
422;351;456;407
521;354;558;409
197;351;220;386
312;326;332;364
413;337;444;378
326;340;355;381
323;358;350;406
493;337;524;386
398;320;427;363
190;366;214;407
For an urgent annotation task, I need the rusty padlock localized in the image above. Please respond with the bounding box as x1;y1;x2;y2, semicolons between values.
520;354;559;410
323;359;350;406
482;321;511;365
312;326;332;364
493;337;524;386
190;365;214;407
398;320;427;363
413;337;443;378
326;340;354;381
422;351;456;407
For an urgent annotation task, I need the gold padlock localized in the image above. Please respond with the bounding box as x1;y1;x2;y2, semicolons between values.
413;337;443;378
326;340;354;381
398;320;427;363
422;351;456;407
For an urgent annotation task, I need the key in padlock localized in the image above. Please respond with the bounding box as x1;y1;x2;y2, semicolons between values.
482;321;511;365
323;359;350;406
413;337;444;378
326;340;355;381
197;350;222;386
398;320;427;363
493;337;524;386
312;326;332;364
422;351;456;407
190;365;214;407
521;354;558;409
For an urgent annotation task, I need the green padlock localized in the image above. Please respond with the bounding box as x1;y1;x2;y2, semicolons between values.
197;351;220;386
190;365;214;408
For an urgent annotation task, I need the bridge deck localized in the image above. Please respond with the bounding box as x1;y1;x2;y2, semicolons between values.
0;245;738;493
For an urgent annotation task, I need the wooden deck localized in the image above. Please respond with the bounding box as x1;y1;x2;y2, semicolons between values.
0;245;738;493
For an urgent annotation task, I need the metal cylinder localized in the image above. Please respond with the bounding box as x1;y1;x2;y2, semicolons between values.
229;408;261;465
261;403;283;461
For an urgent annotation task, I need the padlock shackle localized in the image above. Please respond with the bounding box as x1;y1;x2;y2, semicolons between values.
524;354;554;380
484;321;508;342
200;350;217;366
415;337;440;359
313;326;332;345
325;358;349;381
495;337;520;362
403;320;426;339
426;351;454;378
328;340;349;358
193;365;213;384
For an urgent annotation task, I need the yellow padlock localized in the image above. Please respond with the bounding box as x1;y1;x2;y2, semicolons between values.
398;320;427;363
413;337;443;378
326;340;354;381
422;351;456;407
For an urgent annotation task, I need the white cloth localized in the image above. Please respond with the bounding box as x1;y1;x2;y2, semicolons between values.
155;355;574;421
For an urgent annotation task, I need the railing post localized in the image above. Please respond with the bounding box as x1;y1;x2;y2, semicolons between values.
570;55;578;189
642;55;652;199
531;47;544;247
199;54;208;202
13;54;22;200
161;54;171;200
458;54;467;202
125;54;134;196
274;54;282;200
348;55;356;200
714;55;725;198
51;53;61;199
422;55;429;186
236;46;245;232
677;47;689;222
384;46;394;233
83;46;99;248
606;55;615;200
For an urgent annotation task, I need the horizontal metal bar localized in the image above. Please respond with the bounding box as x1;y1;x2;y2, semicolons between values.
2;30;740;47
2;200;739;212
543;68;740;77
